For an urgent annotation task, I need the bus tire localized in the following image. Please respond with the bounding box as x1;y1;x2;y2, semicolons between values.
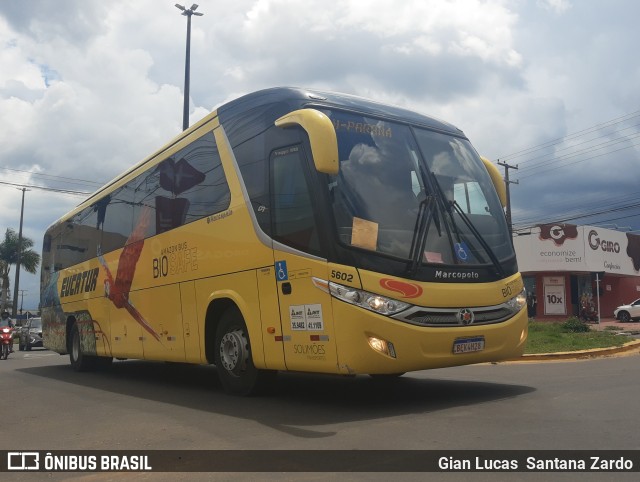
214;307;275;396
69;322;96;372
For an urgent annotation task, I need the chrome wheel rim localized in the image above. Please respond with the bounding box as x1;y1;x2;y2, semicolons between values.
219;329;248;375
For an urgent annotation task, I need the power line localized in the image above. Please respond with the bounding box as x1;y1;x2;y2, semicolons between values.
497;109;640;162
0;166;103;188
514;193;640;227
517;130;640;174
0;180;91;197
517;140;640;180
513;201;640;232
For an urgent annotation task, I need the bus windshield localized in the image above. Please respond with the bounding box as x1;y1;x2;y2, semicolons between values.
325;110;514;267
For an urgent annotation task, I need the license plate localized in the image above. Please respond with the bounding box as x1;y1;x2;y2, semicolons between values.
453;336;485;354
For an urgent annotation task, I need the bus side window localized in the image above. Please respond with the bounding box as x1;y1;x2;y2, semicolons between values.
133;130;231;236
271;145;321;256
100;185;134;253
233;132;271;236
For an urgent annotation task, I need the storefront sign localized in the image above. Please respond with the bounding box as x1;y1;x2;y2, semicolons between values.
514;224;640;276
543;277;566;315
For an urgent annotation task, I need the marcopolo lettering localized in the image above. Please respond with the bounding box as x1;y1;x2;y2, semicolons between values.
60;268;99;298
435;270;480;280
588;230;620;253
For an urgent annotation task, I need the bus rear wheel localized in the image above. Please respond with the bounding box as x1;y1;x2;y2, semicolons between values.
214;308;275;396
69;322;112;371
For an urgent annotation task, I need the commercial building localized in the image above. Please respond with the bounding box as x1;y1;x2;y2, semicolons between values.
513;224;640;320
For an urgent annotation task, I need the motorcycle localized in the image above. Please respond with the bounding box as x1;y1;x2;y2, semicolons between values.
0;325;13;360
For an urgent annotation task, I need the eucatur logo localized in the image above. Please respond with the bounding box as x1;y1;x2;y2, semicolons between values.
538;224;578;246
379;279;423;298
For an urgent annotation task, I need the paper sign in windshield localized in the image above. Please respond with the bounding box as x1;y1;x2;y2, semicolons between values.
351;217;378;250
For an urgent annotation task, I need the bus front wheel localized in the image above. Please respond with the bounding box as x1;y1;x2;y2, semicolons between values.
214;308;275;396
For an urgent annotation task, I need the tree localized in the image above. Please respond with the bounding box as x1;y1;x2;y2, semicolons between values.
0;228;41;312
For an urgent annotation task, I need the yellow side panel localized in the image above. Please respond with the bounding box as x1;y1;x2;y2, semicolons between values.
256;266;287;370
180;281;205;364
274;253;337;373
110;310;143;359
128;284;185;362
195;270;266;368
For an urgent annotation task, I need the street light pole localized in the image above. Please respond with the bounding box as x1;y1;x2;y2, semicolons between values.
12;187;27;318
175;3;204;131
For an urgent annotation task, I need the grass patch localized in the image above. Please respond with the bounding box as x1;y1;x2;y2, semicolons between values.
525;319;627;354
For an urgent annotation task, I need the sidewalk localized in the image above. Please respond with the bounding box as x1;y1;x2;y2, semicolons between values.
588;317;640;333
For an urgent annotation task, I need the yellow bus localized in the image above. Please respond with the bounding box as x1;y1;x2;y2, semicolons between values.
41;87;527;395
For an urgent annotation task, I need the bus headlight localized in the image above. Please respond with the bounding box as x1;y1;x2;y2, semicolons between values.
505;287;527;313
325;280;410;316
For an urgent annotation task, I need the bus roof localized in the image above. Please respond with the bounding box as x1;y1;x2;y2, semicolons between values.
47;87;466;230
218;86;464;140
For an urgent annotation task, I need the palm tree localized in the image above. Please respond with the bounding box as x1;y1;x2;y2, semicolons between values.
0;228;41;312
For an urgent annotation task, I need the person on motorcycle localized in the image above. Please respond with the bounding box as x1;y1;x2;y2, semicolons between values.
1;311;14;353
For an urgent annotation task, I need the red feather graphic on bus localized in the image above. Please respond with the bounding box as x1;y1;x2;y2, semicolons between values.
98;207;161;342
379;278;423;298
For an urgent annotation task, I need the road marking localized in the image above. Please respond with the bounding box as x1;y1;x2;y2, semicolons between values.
23;353;58;358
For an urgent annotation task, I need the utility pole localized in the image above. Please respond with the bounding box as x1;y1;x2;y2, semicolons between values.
18;289;27;315
175;3;204;131
497;160;519;238
12;187;27;318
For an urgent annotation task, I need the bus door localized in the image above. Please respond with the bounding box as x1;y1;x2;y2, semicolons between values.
270;145;338;373
129;284;186;362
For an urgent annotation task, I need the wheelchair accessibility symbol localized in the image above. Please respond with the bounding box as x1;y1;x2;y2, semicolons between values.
275;260;289;281
454;242;470;262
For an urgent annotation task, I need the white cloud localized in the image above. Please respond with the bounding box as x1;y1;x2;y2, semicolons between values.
537;0;572;15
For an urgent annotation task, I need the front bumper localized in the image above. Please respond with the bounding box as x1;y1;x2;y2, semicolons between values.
333;300;528;375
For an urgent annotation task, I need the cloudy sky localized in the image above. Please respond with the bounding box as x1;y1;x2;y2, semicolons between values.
1;0;639;311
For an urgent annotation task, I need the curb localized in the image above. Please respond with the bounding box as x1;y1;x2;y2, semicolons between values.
509;338;640;362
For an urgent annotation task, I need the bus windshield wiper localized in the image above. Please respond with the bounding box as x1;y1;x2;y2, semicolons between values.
451;200;505;277
430;174;465;263
407;195;436;276
430;174;505;277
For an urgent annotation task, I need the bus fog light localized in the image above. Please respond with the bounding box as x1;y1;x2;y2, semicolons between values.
367;337;397;358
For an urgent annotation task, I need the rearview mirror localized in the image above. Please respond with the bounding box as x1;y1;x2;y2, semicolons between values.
480;156;506;207
275;109;339;175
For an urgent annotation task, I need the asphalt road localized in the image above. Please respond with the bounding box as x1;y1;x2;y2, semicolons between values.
1;346;639;481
